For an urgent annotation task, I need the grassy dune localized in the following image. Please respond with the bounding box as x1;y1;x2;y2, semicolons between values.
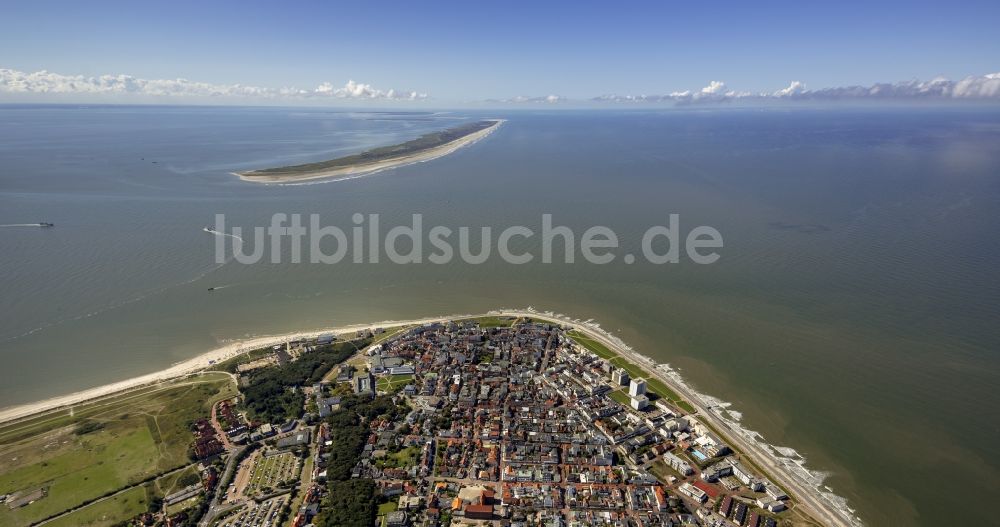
0;373;236;527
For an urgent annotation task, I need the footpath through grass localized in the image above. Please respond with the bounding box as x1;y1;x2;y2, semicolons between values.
0;373;236;527
376;374;415;394
468;316;516;328
44;485;149;527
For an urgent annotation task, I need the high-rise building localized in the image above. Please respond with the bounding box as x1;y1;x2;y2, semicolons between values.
630;394;650;411
612;368;630;386
629;378;647;397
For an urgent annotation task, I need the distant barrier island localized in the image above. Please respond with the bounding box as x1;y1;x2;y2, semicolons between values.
236;119;504;183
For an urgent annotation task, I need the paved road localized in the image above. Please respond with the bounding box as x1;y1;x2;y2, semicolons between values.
199;445;248;526
19;310;855;527
494;309;857;527
342;308;854;526
209;400;235;450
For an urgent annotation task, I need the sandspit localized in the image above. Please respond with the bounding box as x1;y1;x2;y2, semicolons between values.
235;119;504;184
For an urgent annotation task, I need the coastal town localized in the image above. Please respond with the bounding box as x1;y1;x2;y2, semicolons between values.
0;317;825;527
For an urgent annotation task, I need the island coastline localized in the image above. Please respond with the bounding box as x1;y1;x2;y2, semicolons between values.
234;119;504;184
0;308;861;527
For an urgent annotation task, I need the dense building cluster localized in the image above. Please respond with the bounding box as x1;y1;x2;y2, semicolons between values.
109;319;795;526
346;319;794;526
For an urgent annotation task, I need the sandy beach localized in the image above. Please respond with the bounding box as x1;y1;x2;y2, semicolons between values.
235;119;504;184
0;308;859;527
0;313;469;425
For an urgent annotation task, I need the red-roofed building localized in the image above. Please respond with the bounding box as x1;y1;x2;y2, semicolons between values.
720;495;734;517
693;480;720;499
654;486;668;511
465;504;494;520
481;489;495;505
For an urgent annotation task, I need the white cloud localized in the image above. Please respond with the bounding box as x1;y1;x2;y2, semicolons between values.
492;94;567;104
770;74;1000;100
0;68;428;100
597;81;748;104
700;80;727;95
312;79;426;100
773;81;806;97
594;72;1000;104
7;67;999;105
952;73;1000;98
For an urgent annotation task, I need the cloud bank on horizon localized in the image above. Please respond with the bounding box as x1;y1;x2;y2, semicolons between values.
2;67;999;105
495;73;1000;105
0;68;427;101
488;94;568;104
592;72;1000;104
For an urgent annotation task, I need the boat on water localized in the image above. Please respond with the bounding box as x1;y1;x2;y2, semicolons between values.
207;287;217;291
39;222;54;227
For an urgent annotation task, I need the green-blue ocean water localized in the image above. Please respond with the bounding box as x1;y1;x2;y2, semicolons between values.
1;105;998;525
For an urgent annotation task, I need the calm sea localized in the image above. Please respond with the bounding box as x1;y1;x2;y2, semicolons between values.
1;104;998;525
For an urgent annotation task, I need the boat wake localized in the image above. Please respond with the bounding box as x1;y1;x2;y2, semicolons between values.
0;223;53;228
1;233;236;344
203;227;243;242
3;256;232;344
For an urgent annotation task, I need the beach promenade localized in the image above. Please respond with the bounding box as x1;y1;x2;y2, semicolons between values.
0;308;859;527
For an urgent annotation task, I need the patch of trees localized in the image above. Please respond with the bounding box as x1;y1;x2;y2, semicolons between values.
313;480;376;527
240;378;300;424
322;405;367;480
312;394;409;526
321;394;407;481
74;419;105;435
242;339;371;423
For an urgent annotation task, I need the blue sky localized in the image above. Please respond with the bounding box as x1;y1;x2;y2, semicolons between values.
2;0;999;104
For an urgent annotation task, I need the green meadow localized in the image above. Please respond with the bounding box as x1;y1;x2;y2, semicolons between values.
0;373;236;527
